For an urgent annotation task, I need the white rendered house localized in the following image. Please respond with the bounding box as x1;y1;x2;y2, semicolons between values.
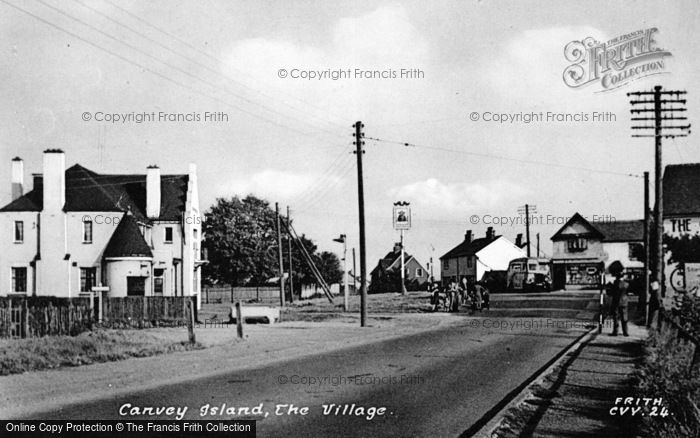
0;150;204;308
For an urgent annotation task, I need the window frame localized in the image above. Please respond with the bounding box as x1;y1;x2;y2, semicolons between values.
80;267;97;292
11;267;28;293
13;220;24;243
164;227;173;244
82;219;93;243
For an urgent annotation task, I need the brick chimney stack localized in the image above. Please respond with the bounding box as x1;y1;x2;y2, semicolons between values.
464;230;472;243
11;157;23;201
486;226;495;239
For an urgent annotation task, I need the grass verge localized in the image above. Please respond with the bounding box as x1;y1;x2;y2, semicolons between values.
635;327;700;437
0;329;202;376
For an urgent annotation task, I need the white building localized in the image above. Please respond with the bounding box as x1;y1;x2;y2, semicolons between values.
0;150;204;307
440;227;526;286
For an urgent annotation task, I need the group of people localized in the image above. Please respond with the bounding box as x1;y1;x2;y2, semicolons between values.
429;278;490;313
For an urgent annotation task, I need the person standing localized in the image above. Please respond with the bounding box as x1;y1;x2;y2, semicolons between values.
608;261;629;337
473;281;483;313
448;279;460;312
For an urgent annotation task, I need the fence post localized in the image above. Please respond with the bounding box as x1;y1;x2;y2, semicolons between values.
205;287;209;305
186;297;196;344
235;301;243;339
23;298;29;338
230;285;234;303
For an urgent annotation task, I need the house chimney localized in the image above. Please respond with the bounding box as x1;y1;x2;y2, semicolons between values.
42;149;65;211
146;165;161;218
515;233;523;247
465;230;472;243
486;226;495;239
393;242;402;253
11;157;23;200
33;173;43;192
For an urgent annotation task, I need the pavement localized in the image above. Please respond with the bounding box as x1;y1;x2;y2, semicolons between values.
493;321;647;438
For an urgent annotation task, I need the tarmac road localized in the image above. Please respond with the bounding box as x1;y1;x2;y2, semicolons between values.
27;317;589;437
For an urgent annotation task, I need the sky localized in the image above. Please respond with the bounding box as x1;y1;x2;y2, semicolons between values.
1;0;699;278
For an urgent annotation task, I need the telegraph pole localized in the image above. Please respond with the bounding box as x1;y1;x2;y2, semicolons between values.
643;171;650;322
352;248;357;293
354;121;368;327
287;206;294;304
629;86;691;297
536;233;540;257
333;234;348;311
518;204;536;257
275;202;285;306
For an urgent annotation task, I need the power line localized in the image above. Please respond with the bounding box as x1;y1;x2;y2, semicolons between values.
365;136;643;178
100;0;350;127
33;0;342;140
71;0;347;133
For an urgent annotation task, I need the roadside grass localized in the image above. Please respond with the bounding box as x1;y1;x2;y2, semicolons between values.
635;327;700;437
0;329;202;376
198;291;435;323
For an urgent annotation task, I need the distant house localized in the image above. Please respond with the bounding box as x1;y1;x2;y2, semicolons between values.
0;150;204;307
550;213;644;290
663;163;700;296
369;243;428;293
440;227;525;287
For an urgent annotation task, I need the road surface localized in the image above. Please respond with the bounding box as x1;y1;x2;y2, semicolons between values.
27;317;589;437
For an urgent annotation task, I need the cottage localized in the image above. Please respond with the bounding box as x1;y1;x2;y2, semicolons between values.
0;150;204;307
440;227;525;287
550;213;644;290
369;243;428;293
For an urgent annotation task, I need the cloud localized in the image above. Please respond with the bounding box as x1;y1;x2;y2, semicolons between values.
220;4;431;123
482;26;607;102
388;178;528;215
219;169;342;200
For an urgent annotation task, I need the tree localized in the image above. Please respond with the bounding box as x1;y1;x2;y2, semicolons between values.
202;195;278;286
203;195;343;288
314;251;343;285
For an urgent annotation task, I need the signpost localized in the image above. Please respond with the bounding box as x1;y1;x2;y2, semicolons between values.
91;284;109;323
393;202;411;295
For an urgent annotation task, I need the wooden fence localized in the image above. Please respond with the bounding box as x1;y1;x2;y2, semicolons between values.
0;295;195;338
203;286;281;305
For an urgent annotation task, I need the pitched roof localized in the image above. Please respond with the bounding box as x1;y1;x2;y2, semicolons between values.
550;213;604;241
664;163;700;216
1;164;188;221
104;214;153;258
371;248;422;275
593;220;644;242
440;236;500;260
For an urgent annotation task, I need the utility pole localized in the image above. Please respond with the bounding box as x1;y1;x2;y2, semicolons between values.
354;121;368;327
334;234;348;311
287;206;294;304
536;233;540;257
518;204;536;257
275;202;285;307
352;248;357;293
629;86;690;298
643;171;650;323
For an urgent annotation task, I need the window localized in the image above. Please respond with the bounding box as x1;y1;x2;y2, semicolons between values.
83;219;93;243
80;267;97;292
154;268;164;295
628;243;644;261
443;259;449;270
164;227;173;243
14;221;23;243
12;267;27;293
567;238;587;252
416;268;423;277
467;257;473;268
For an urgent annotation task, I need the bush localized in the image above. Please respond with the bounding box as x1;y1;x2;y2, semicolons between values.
635;325;700;437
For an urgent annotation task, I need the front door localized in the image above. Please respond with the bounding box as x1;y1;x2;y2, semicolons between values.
553;264;566;290
127;276;146;296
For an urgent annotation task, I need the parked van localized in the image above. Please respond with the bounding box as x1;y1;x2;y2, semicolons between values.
507;257;552;292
